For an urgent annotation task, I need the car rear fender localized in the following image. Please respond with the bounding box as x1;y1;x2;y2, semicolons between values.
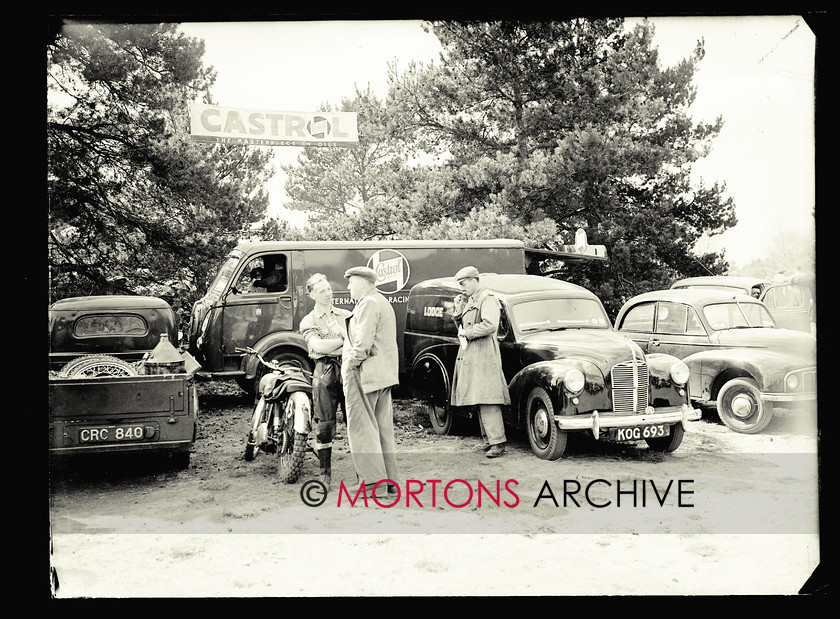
409;345;454;402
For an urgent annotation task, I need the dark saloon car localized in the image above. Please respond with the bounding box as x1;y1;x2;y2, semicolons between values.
49;295;179;372
405;274;699;460
615;289;816;434
49;296;200;467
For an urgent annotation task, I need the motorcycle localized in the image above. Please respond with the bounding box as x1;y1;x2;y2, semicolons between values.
236;346;314;484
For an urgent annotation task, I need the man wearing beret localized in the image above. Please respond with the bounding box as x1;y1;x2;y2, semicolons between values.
451;266;511;458
341;265;400;499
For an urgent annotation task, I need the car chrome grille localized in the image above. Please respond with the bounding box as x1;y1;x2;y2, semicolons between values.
802;370;817;393
611;360;649;414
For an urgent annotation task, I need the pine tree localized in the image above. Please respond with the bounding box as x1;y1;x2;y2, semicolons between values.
48;22;274;323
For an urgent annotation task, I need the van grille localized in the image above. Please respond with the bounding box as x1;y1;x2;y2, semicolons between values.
611;360;649;414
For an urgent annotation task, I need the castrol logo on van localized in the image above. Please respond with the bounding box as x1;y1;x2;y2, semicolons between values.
367;250;410;294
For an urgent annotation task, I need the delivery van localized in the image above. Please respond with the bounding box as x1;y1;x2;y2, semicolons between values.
187;237;606;393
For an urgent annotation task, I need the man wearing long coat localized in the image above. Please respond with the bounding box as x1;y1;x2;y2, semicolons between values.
451;266;511;458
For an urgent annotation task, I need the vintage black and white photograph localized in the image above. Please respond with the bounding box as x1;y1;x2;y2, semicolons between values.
47;14;823;597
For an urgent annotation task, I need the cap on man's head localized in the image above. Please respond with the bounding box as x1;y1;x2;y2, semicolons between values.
455;266;480;282
344;266;377;284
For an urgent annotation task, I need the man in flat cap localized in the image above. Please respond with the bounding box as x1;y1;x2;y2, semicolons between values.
451;266;511;458
341;265;400;499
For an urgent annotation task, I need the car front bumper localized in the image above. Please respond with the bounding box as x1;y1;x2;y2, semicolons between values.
555;404;701;440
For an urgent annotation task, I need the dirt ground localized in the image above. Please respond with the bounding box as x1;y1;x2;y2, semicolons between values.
49;380;823;597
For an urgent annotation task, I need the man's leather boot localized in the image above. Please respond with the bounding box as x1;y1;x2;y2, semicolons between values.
486;443;505;458
318;447;332;490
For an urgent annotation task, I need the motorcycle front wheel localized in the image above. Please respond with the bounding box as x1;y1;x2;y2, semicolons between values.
244;399;267;461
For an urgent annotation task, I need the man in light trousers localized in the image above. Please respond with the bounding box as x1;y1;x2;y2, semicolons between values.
341;266;399;499
451;266;511;458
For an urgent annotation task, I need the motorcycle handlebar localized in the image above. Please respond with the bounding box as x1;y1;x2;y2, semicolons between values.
234;346;274;369
235;346;313;377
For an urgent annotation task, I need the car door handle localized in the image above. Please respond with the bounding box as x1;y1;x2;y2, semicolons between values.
650;338;660;346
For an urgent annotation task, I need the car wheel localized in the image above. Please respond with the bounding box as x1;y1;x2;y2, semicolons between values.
716;378;773;434
525;386;567;460
645;422;685;452
427;398;461;435
59;354;138;377
168;450;191;470
235;375;255;395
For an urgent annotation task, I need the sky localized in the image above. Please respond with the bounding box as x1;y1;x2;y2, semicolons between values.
177;16;817;269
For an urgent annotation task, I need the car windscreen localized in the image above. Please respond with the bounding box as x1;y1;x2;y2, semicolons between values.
512;298;610;332
703;302;776;330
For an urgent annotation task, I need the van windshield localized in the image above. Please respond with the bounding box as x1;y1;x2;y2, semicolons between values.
513;298;610;332
206;255;241;299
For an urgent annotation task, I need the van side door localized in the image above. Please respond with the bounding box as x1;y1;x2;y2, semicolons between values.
220;252;294;369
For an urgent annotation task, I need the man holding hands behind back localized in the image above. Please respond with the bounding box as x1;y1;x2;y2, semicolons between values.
341;266;399;498
451;266;511;458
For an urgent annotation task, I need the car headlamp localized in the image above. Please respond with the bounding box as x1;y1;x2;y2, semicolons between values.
785;373;800;392
670;361;690;385
564;368;585;393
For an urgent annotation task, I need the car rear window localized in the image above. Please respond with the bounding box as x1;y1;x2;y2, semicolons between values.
406;293;459;336
74;314;148;337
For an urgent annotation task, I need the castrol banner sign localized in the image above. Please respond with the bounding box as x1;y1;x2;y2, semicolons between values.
189;104;358;147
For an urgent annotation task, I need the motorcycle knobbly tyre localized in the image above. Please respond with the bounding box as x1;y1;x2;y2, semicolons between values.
278;431;308;484
243;432;258;461
244;399;268;462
